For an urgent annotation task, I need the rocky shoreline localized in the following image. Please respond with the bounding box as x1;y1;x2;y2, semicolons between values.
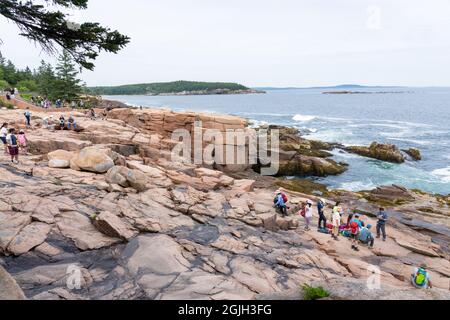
0;103;449;300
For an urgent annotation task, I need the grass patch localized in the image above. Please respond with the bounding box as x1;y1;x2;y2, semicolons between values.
302;284;330;300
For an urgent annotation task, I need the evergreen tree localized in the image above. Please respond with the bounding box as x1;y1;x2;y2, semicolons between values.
53;51;83;101
0;0;129;70
36;60;56;98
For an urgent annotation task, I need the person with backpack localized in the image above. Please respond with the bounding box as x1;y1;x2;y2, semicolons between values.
304;200;313;231
1;123;9;155
274;191;288;216
6;128;19;163
349;214;362;251
24;108;31;127
411;265;432;289
317;199;327;230
376;207;388;241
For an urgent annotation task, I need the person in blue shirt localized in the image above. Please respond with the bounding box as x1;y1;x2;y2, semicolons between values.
359;224;375;248
317;199;327;230
376;208;388;241
274;191;288;216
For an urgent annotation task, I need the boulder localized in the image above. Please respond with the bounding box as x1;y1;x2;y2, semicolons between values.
346;142;405;163
70;146;115;173
56;211;120;251
93;211;137;241
47;150;74;168
105;166;149;192
363;185;415;205
403;148;422;161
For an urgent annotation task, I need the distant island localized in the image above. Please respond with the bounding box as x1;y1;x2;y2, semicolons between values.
254;84;403;91
322;90;411;95
87;80;265;96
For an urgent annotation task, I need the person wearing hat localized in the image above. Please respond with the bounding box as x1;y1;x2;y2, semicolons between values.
274;190;288;216
359;224;374;248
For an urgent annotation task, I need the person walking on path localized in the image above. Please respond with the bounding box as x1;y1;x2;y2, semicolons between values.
376;207;388;241
24;108;31;127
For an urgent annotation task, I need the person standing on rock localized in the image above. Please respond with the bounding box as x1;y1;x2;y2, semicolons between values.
331;205;341;240
1;123;9;155
317;198;327;230
349;215;362;251
24;108;31;127
304;200;313;231
376;207;388;241
6;128;19;163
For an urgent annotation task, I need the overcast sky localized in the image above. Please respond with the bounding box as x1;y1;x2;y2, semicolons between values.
1;0;450;87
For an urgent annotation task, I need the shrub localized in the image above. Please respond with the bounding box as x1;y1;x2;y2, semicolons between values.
302;284;330;300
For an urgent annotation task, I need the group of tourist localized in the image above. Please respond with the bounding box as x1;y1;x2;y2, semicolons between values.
4;88;18;100
273;190;433;289
43;114;77;130
1;122;27;163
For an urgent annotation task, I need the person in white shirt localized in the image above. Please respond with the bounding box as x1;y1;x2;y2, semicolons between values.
304;200;314;231
331;207;341;240
1;123;8;154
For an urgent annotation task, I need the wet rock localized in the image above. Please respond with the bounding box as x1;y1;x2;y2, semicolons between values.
362;185;415;205
403;148;422;161
346;142;405;163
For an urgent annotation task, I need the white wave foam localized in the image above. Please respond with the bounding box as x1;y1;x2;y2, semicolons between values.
432;167;450;183
249;119;269;128
340;180;376;192
293;114;317;122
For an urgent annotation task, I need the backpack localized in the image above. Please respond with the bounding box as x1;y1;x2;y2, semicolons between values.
350;221;359;234
299;208;306;217
10;134;17;146
414;269;427;286
282;193;288;203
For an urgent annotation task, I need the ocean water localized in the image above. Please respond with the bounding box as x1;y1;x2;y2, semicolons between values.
105;87;450;194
